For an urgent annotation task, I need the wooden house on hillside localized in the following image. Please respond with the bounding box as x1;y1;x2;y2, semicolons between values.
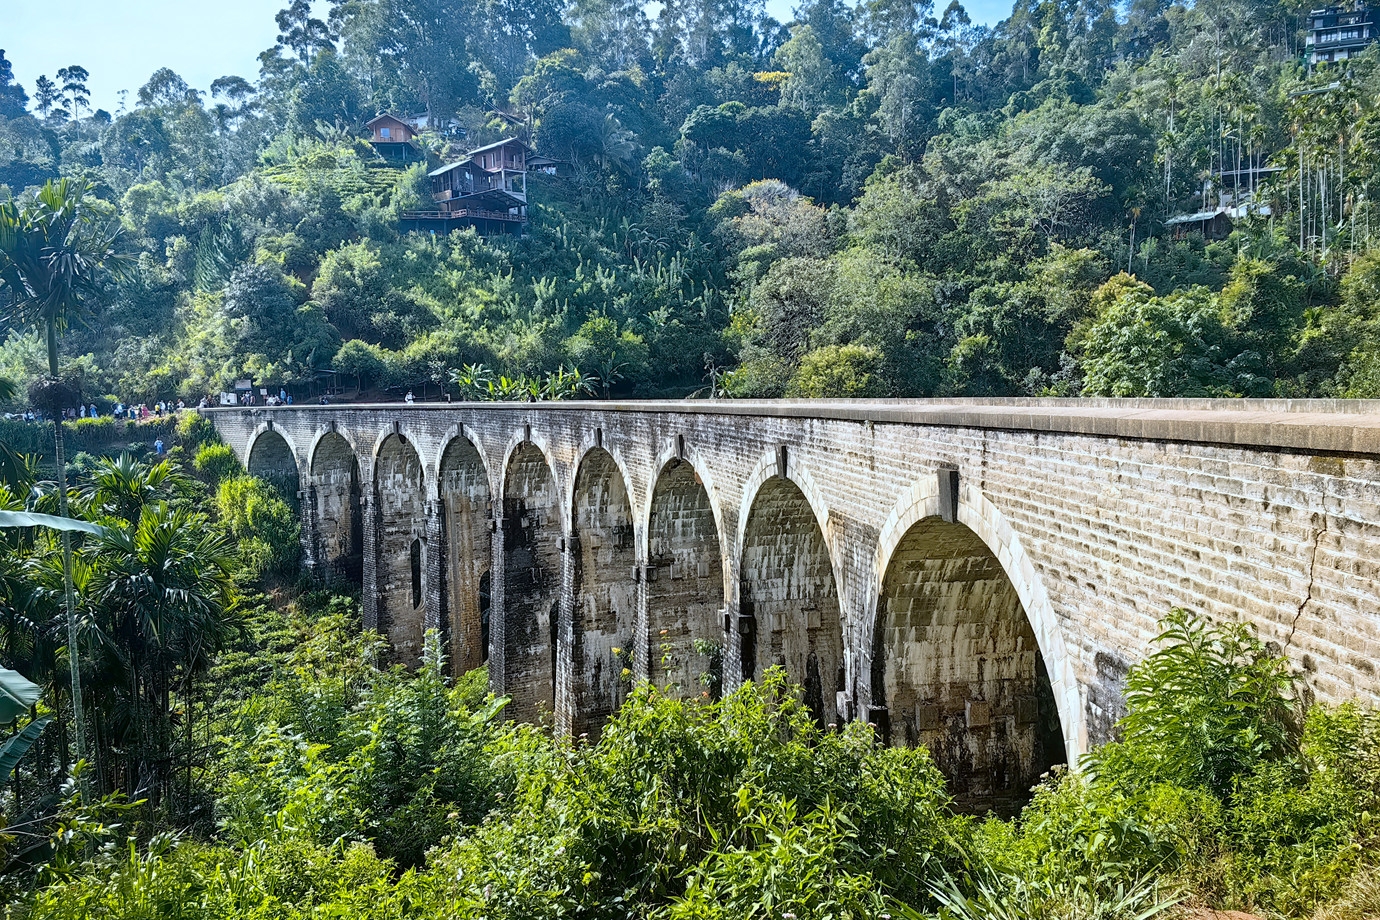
367;113;423;164
402;137;561;236
1307;3;1377;65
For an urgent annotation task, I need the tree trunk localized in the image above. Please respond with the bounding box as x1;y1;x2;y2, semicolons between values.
48;321;87;788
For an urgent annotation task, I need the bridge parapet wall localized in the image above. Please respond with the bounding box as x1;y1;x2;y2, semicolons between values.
217;399;1380;772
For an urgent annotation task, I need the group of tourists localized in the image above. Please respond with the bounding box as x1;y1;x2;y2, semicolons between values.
4;399;189;423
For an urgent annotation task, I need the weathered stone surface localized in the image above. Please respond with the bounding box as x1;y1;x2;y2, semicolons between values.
218;398;1380;773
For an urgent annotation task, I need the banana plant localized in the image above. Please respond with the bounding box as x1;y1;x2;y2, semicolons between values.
0;668;49;783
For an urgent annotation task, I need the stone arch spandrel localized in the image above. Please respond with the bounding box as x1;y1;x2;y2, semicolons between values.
867;476;1088;764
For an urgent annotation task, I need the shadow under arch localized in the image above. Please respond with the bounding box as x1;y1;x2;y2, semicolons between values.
867;477;1088;800
736;455;845;729
500;440;562;723
309;430;363;585
438;431;492;676
569;446;637;736
645;456;727;698
374;431;428;666
245;426;301;507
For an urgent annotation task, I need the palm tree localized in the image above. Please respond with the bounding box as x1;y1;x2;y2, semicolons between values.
83;502;236;798
0;179;130;777
77;453;188;525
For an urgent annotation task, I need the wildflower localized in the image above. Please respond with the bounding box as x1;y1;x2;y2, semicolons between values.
622;668;631;677
659;629;669;635
611;647;621;654
484;885;492;899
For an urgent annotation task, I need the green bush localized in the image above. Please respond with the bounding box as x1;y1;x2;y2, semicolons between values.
194;443;240;484
971;611;1380;916
426;669;962;918
215;473;301;577
176;411;220;450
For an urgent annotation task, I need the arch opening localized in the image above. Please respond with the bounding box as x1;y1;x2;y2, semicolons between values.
739;476;843;728
501;442;561;723
872;517;1067;815
310;432;362;584
247;430;300;509
375;433;427;666
570;449;636;737
440;436;491;676
410;539;424;609
647;459;725;699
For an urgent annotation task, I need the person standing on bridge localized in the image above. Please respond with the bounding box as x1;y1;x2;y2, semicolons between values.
405;390;415;404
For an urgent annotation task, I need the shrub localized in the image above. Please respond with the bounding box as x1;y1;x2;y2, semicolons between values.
176;411;220;450
194;443;240;484
427;669;963;918
1088;608;1298;798
215;473;301;577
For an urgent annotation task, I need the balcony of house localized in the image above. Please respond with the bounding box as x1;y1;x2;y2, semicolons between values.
1308;27;1372;45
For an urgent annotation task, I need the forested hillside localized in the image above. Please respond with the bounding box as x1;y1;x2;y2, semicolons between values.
3;0;1380;402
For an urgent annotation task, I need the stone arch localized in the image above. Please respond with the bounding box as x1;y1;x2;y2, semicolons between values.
374;432;428;666
867;477;1088;776
737;455;845;728
439;431;493;675
498;428;566;532
569;447;637;736
646;456;727;698
501;440;562;723
309;430;363;584
245;426;301;507
641;439;730;600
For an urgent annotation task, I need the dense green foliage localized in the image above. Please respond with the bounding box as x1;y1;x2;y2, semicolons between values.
4;1;1380;915
4;0;1380;402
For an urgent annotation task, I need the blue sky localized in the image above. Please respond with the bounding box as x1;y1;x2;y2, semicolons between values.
6;0;1013;115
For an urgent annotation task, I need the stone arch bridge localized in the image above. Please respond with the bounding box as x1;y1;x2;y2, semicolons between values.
209;399;1380;809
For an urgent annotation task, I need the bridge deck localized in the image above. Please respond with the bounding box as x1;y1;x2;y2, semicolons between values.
205;397;1380;456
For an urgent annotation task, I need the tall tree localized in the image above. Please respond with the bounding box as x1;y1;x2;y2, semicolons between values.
0;179;130;777
0;51;29;119
275;0;336;65
55;65;90;120
31;75;62;120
